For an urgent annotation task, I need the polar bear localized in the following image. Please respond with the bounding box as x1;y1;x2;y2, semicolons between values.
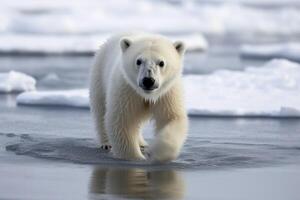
89;33;188;162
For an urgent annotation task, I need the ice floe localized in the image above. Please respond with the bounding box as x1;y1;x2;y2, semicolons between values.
185;59;300;117
16;89;88;107
0;0;299;55
0;1;299;37
0;34;207;55
0;71;36;93
0;34;107;55
16;59;300;117
240;43;300;62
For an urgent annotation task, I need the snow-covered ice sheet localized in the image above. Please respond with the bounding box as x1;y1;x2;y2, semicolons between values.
0;0;299;55
240;43;300;62
182;3;300;36
0;35;107;55
0;71;36;93
0;0;299;37
0;34;207;55
199;0;300;6
16;59;300;117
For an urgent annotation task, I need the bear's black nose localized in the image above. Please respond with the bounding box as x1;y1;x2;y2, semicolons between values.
142;77;155;90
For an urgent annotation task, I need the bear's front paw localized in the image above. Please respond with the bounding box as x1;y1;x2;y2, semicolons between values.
147;142;180;163
100;144;112;151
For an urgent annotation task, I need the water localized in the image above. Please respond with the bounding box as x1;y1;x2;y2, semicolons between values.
1;109;300;199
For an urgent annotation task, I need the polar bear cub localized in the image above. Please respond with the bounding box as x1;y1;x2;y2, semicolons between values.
89;33;188;163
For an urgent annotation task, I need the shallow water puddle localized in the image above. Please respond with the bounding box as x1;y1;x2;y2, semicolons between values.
3;132;300;170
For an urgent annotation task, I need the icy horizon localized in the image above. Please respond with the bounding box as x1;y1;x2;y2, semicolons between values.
7;59;299;118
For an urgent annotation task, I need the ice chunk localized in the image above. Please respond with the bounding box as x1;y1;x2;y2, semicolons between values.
0;71;36;93
16;89;89;108
240;43;300;62
40;73;60;83
16;59;300;117
185;59;300;117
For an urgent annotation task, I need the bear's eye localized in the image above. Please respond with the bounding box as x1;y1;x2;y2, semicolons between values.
136;59;142;66
158;60;165;68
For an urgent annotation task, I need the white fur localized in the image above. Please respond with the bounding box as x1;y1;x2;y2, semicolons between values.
89;33;188;162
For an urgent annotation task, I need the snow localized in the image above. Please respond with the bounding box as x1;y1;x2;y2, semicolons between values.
0;71;36;93
16;59;300;117
0;34;208;55
240;43;300;62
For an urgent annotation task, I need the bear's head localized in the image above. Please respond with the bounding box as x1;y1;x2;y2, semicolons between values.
120;35;186;101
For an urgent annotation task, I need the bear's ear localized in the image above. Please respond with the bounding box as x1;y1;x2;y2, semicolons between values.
173;41;186;56
120;37;132;52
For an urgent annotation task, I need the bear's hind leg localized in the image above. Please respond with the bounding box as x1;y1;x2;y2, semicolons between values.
90;91;111;150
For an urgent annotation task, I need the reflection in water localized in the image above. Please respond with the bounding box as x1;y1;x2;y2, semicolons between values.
89;167;185;200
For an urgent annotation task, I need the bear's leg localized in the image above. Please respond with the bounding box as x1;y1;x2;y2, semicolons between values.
105;107;149;160
149;118;187;162
90;92;111;149
105;111;147;160
105;86;149;160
